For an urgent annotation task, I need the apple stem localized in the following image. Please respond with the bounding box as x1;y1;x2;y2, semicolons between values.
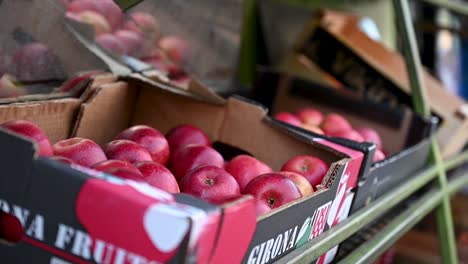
268;198;275;206
205;178;215;185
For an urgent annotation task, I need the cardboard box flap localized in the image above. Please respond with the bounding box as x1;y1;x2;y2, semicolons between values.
143;70;227;105
424;74;468;121
0;99;81;142
132;81;226;142
188;78;226;105
121;74;224;105
318;10;468;121
74;82;138;145
279;53;344;89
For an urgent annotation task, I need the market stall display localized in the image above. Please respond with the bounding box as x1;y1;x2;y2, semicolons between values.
0;0;466;263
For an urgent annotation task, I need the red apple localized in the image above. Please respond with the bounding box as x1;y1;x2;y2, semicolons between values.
321;113;352;135
49;156;75;165
179;166;240;201
279;171;314;196
10;42;65;82
169;145;224;181
167;65;190;88
0;212;23;243
281;155;329;188
330;130;365;142
104;167;145;182
104;139;152;164
136;161;179;193
158;36;188;64
93;0;123;29
113;30;144;57
123;12;159;39
96;34;126;55
59;71;104;98
373;149;386;162
92;159;140;174
296;108;323;126
226;155;273;191
115;125;170;166
255;199;272;216
167;64;187;80
356;127;383;150
59;70;103;94
165;124;211;153
67;11;111;35
0;120;53;156
244;173;302;209
274;112;301;126
53;138;107;167
67;0;123;30
301;124;325;135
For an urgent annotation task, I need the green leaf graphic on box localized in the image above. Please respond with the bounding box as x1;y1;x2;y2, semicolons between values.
296;216;312;247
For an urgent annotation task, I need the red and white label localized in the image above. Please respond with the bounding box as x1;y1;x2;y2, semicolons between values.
309;202;331;240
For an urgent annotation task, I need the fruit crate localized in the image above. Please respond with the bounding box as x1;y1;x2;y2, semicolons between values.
0;74;364;263
274;150;468;263
248;68;437;213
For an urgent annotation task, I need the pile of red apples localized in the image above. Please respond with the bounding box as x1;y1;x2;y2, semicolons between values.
0;0;190;98
275;108;387;162
64;0;190;87
0;120;331;217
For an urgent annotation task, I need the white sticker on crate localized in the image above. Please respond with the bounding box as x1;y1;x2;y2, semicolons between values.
143;204;190;252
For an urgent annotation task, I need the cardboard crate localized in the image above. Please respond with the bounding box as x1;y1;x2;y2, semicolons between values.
290;10;468;159
250;69;436;213
0;75;362;263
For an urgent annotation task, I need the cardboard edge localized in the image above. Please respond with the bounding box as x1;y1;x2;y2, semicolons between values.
70;86;105;138
370;138;431;170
